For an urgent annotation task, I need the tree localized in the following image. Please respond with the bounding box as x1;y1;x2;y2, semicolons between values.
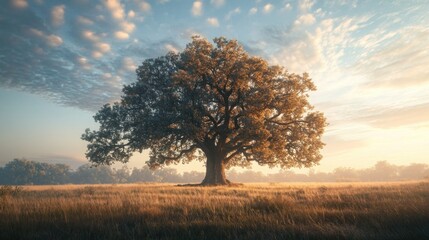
72;164;116;184
129;166;161;182
82;36;327;185
2;158;36;184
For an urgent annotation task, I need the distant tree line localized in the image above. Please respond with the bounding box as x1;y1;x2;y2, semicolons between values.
0;158;428;185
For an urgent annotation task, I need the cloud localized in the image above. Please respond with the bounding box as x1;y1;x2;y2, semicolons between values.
192;1;203;16
105;0;125;20
0;2;133;111
92;51;103;59
354;26;429;88
81;30;100;42
11;0;28;9
95;42;111;53
179;28;202;40
104;0;136;35
115;31;129;39
77;57;91;70
120;21;136;33
299;0;314;12
249;7;257;15
128;10;136;18
51;5;65;27
29;28;63;47
323;135;367;156
357;103;429;129
226;8;240;20
165;44;179;53
265;15;368;74
138;1;151;12
207;17;219;27
295;13;315;25
76;16;94;25
122;57;137;72
283;3;292;11
122;38;181;59
210;0;224;7
263;4;274;13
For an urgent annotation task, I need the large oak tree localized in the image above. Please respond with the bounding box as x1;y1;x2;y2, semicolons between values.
82;37;327;185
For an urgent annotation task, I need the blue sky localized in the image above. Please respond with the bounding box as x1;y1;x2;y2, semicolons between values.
1;0;428;172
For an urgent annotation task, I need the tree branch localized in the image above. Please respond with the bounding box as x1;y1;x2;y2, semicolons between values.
266;119;309;126
159;144;198;161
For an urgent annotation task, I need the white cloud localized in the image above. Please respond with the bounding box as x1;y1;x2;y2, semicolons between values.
104;0;136;38
102;73;123;88
29;28;63;47
283;3;292;11
299;0;314;12
139;1;151;12
357;103;429;128
122;57;137;72
51;5;65;27
51;5;66;26
92;51;103;58
165;44;178;53
210;0;224;7
354;26;429;88
77;57;91;69
128;10;136;18
76;16;94;25
105;0;125;20
192;1;203;16
226;8;240;20
11;0;27;8
180;28;203;39
81;30;100;42
249;7;258;15
46;35;63;47
207;17;219;27
263;3;274;14
77;57;88;65
295;13;316;25
270;32;324;74
95;42;111;53
121;21;136;33
115;31;129;40
267;16;367;75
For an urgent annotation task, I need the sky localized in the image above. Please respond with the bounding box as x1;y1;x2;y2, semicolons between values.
0;0;428;173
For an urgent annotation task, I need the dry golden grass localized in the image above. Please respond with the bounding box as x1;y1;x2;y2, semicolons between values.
1;181;428;239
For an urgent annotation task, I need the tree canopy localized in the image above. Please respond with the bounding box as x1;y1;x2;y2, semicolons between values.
82;36;327;185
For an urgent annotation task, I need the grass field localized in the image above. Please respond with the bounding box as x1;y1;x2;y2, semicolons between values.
0;181;428;240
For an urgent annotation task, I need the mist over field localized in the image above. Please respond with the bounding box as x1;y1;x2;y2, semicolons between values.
1;159;428;185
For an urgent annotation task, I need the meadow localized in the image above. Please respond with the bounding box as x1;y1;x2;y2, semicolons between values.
0;181;428;240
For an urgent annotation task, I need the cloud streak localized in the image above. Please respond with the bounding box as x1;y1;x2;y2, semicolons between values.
355;26;429;89
357;103;429;129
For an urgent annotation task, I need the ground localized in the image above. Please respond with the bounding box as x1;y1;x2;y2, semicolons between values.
0;181;428;239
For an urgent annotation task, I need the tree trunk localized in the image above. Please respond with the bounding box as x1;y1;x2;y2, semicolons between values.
201;152;229;185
